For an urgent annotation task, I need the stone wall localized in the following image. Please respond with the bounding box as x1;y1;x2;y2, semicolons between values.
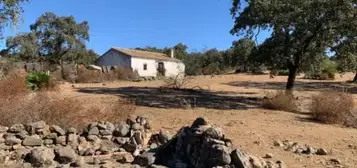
0;116;285;168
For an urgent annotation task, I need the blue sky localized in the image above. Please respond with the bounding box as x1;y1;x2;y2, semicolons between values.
2;0;270;55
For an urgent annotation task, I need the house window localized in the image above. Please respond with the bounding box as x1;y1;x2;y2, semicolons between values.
143;63;147;70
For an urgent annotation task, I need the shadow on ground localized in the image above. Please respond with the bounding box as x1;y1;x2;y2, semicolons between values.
77;87;262;110
224;80;357;92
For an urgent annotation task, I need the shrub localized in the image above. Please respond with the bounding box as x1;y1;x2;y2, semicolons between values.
0;71;28;99
310;91;356;126
262;91;299;112
75;67;103;83
26;72;51;91
0;92;136;129
276;69;290;76
164;74;191;89
304;59;337;80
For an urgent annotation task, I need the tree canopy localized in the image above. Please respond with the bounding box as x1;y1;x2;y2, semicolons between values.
0;0;29;35
231;0;357;90
5;12;98;65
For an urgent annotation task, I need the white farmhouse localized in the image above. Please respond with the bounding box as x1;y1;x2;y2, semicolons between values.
96;47;185;77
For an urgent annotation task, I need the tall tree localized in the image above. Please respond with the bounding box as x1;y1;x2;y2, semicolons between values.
29;12;89;65
173;43;188;60
6;32;40;61
231;38;256;71
231;0;357;90
333;39;357;81
0;0;29;35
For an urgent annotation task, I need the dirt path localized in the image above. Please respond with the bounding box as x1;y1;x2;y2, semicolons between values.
57;73;357;168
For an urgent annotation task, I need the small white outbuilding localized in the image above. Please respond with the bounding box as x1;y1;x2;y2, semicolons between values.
95;47;185;77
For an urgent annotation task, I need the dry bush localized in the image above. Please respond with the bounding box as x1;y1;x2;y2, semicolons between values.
76;68;103;83
0;91;136;129
262;91;299;112
310;91;356;126
164;73;191;89
0;70;28;99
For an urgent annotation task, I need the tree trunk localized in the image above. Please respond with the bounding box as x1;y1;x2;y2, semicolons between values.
353;72;357;83
286;66;297;91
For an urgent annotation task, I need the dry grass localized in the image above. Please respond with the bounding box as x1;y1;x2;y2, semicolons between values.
0;70;29;98
262;91;299;112
0;72;136;129
310;91;357;127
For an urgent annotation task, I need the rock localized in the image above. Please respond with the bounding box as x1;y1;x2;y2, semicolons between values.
132;123;143;131
231;149;253;168
43;139;54;145
191;117;209;128
295;148;304;154
97;123;107;130
273;140;283;147
73;157;86;167
88;122;98;130
316;148;328;155
144;121;151;130
135;152;156;166
88;126;100;135
67;134;79;148
22;136;42;146
113;152;135;163
93;157;101;165
5;135;22;146
133;131;143;145
114;122;130;137
67;127;77;134
127;115;138;126
78;137;86;143
100;140;118;154
55;146;78;164
330;158;341;164
100;129;113;136
102;135;113;141
8;124;24;133
45;133;58;139
123;143;138;153
264;153;273;159
13;147;31;161
204;126;223;139
304;146;315;155
113;137;129;145
26;121;46;135
0;126;8;133
56;136;67;145
29;147;55;167
15;130;29;140
87;135;101;144
50;125;66;136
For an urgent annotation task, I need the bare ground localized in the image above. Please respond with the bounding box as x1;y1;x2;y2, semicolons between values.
58;73;357;168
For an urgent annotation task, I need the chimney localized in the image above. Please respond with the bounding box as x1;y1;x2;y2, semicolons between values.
170;48;174;58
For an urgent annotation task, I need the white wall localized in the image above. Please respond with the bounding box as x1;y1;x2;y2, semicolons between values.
163;61;185;77
96;49;131;67
131;57;157;77
96;49;186;77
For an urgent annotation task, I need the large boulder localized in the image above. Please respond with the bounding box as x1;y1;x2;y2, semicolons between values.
5;135;22;146
113;122;130;137
50;125;66;136
55;146;78;164
22;136;42;146
8;124;25;133
29;147;55;167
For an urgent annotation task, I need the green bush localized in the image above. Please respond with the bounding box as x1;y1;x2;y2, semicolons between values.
26;72;51;91
304;59;337;80
277;69;290;76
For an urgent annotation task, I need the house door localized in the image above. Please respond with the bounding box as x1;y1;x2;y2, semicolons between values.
157;62;165;76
